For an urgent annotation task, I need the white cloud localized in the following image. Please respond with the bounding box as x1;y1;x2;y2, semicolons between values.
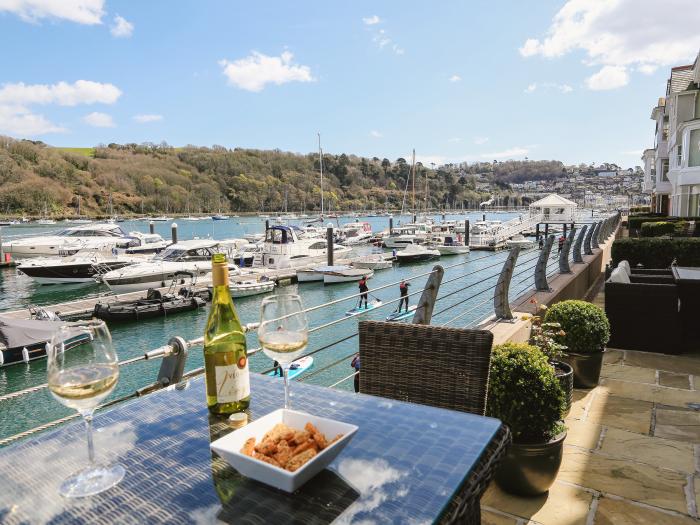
83;111;114;127
525;82;573;94
585;65;629;90
482;147;529;159
519;0;700;89
0;79;120;136
369;27;403;55
448;137;461;143
219;51;314;92
110;14;133;37
0;0;104;24
474;137;489;145
133;114;162;123
369;130;382;138
449;75;461;82
0;105;66;135
362;15;380;25
637;64;658;75
0;80;121;106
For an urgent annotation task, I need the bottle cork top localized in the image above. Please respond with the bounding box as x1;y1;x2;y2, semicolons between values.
211;253;228;286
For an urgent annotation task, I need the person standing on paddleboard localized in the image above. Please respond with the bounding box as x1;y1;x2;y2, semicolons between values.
351;354;361;393
358;276;369;309
399;280;410;312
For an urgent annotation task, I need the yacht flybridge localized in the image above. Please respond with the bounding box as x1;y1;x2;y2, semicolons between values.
257;225;350;268
1;224;155;258
101;239;239;293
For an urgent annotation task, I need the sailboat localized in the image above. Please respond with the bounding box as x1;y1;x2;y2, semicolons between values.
73;195;92;223
36;202;56;225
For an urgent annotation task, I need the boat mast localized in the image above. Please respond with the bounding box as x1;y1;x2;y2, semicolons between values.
411;149;415;214
318;133;324;217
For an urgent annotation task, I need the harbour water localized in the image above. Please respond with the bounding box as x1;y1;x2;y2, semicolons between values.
0;212;548;441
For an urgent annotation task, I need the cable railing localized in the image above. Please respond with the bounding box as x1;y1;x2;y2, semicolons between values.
0;212;622;446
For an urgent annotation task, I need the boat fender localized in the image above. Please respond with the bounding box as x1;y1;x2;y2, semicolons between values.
22;347;30;363
0;351;4;366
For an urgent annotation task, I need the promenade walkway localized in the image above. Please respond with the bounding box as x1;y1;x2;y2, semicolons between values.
481;285;700;524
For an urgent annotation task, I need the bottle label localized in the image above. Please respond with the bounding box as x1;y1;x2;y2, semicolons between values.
215;361;250;403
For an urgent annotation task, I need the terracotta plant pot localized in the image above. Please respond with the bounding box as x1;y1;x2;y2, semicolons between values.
552;360;573;417
562;349;605;389
495;430;566;497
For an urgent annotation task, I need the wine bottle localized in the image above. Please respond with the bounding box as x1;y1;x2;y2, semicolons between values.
204;253;250;415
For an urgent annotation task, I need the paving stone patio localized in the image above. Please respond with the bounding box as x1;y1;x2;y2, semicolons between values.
481;287;700;524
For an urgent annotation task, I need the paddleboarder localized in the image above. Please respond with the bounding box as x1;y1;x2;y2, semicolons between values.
358;276;369;309
399;280;410;312
351;354;361;393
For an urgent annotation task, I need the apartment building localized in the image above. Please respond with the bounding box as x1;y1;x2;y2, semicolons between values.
643;51;700;215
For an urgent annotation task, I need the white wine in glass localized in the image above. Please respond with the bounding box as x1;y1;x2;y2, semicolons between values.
258;294;309;409
48;320;125;498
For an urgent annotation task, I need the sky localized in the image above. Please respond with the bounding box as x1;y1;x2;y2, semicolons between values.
1;0;700;169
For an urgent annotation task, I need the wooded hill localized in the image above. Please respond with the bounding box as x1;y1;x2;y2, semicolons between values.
0;137;569;216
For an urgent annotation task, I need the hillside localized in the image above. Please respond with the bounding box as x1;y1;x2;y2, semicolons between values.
0;137;568;216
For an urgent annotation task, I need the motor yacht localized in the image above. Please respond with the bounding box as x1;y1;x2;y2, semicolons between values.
505;234;536;250
351;254;393;270
256;226;351;269
297;265;352;282
382;225;428;249
395;244;441;263
431;235;470;255
338;222;373;245
1;223;143;258
101;239;239;293
16;245;144;284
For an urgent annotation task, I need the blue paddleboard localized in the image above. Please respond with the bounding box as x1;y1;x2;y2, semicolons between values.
345;300;383;316
266;356;314;379
386;305;417;321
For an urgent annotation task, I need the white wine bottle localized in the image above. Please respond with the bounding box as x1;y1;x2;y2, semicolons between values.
204;253;250;415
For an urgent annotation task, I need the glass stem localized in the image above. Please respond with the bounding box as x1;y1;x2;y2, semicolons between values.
84;413;95;465
283;365;291;409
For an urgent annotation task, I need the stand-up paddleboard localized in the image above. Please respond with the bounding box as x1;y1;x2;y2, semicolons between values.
386;304;417;321
345;300;382;316
266;356;314;379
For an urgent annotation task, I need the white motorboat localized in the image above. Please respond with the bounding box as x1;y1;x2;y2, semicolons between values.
123;232;171;255
150;216;172;222
432;235;469;255
258;225;351;269
324;268;374;284
212;214;230;221
506;234;536;250
382;224;431;248
351;254;393;270
35;218;56;225
395;244;441;263
338;221;373;245
229;278;275;297
101;239;238;293
16;245;144;284
1;223;142;258
243;233;265;242
297;265;351;282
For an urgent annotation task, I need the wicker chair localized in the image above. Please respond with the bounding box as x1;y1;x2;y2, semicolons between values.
358;321;510;524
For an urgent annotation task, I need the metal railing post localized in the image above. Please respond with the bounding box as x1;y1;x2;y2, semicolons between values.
591;221;601;250
326;225;334;266
412;265;444;325
572;224;587;263
559;227;576;274
156;336;189;387
494;246;520;320
584;223;595;255
535;235;555;291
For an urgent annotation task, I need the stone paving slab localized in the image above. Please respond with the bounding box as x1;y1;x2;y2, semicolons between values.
482;481;593;525
660;371;692;390
586;392;653;434
599;427;695;473
564;418;602;450
600;378;700;408
655;405;700;443
623;352;700;376
601;363;656;384
594;497;699;525
481;509;518;525
558;447;689;514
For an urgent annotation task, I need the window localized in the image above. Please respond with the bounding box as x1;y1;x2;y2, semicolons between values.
661;159;669;181
689;129;700;168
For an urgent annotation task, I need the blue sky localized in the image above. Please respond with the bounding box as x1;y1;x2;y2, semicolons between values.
1;0;699;168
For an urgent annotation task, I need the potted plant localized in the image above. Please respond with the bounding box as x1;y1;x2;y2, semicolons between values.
487;343;566;496
544;300;610;388
527;302;573;417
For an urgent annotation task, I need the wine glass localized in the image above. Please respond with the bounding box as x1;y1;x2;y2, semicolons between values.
47;319;125;498
258;294;309;409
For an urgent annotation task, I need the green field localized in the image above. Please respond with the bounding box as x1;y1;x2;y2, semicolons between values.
55;147;95;157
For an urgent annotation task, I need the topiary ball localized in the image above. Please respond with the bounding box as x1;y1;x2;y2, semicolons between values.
544;300;610;354
486;343;565;444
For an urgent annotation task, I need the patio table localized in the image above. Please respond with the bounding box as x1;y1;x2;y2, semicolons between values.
0;374;503;524
672;266;700;345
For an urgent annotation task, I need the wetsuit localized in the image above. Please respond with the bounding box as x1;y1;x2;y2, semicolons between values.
558;237;565;253
399;282;410;312
358;278;369;308
351;355;361;393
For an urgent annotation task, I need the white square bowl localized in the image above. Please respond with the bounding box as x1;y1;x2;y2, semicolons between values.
210;409;358;493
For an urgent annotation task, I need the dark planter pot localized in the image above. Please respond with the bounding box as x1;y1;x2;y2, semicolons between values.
495;430;566;497
562;348;605;389
552;360;574;417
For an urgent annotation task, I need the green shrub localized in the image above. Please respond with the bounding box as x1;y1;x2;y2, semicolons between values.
628;215;700;233
544;300;610;354
486;343;565;444
611;238;700;267
640;221;676;237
